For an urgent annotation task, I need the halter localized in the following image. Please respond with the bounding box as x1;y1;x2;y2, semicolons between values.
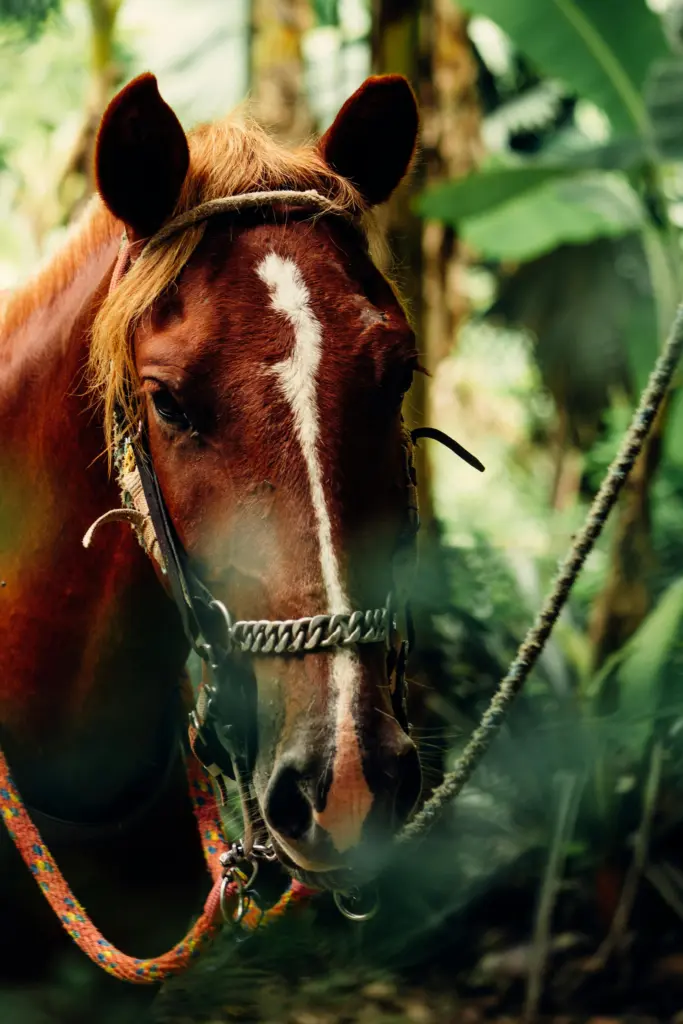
84;187;484;874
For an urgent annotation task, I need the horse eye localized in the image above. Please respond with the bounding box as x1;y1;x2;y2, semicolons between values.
398;366;414;395
384;364;414;404
150;388;191;430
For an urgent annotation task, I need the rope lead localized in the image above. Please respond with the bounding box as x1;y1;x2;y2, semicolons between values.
399;302;683;844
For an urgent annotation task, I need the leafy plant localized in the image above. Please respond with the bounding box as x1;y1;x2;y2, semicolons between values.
416;0;676;280
459;171;645;262
586;577;683;758
463;0;665;136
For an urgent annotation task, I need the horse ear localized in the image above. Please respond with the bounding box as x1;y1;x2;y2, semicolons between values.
319;75;419;207
95;73;190;241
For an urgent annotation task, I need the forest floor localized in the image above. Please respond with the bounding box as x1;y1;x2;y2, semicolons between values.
148;891;683;1024
5;847;683;1023
4;901;683;1024
153;957;683;1024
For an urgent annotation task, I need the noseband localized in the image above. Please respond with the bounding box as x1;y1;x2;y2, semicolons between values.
85;188;484;852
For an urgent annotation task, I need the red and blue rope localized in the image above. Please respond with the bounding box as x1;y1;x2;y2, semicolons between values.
0;746;316;983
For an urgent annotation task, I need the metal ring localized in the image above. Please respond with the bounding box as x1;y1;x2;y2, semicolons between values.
220;873;245;924
208;599;233;652
220;855;260;893
252;842;278;862
233;889;265;942
242;859;259;891
233;888;250;926
333;886;380;922
194;640;213;663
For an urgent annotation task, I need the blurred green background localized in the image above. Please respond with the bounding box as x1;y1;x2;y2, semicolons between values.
5;0;683;1019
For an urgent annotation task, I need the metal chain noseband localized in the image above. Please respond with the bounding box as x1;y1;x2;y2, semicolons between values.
207;599;390;656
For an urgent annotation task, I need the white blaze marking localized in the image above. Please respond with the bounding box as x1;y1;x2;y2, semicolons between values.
257;252;371;852
257;252;348;615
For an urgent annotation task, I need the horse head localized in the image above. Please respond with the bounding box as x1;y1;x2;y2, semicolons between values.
90;73;423;889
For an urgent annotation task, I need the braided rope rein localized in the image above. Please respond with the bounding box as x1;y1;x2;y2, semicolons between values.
0;748;314;983
399;302;683;844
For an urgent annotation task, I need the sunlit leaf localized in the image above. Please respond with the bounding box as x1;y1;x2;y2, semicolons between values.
646;58;683;160
416;164;569;224
588;579;683;760
460;173;645;262
460;0;667;137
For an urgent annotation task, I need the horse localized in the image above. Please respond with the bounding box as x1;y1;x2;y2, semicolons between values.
0;70;424;995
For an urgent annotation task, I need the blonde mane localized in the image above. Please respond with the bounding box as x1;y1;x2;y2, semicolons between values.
89;114;371;455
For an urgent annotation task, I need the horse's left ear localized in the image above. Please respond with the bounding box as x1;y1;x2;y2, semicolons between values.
95;73;190;241
319;75;418;207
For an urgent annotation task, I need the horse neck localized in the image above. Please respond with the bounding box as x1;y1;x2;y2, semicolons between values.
0;236;188;820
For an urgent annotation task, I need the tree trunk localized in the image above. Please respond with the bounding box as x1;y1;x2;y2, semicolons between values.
249;0;313;143
422;0;482;373
372;0;482;752
58;0;124;221
373;0;482;514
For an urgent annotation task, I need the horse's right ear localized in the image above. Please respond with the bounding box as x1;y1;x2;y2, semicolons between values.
319;75;418;207
95;73;189;241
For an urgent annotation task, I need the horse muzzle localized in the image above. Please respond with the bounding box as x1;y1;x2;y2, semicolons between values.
261;725;422;880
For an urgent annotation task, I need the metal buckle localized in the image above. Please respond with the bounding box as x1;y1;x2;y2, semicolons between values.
333;885;380;922
220;870;251;925
193;639;214;663
251;842;278;862
218;839;276;926
219;849;257;926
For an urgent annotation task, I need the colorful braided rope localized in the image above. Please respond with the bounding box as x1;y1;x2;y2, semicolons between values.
0;746;316;983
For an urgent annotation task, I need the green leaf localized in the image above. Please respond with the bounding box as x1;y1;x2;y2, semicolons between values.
663;387;683;469
554;135;646;172
461;0;667;137
415;139;648;230
416;164;570;224
619;578;683;720
312;0;339;26
646;58;683;161
589;579;683;759
459;173;645;262
492;235;652;432
622;300;659;399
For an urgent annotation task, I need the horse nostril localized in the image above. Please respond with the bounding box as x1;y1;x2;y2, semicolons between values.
265;762;312;841
394;745;422;827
